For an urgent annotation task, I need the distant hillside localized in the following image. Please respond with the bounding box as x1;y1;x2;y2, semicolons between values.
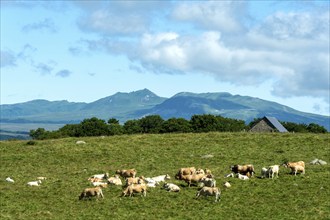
1;89;329;132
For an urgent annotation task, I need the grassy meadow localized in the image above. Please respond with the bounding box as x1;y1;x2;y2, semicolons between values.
0;132;329;219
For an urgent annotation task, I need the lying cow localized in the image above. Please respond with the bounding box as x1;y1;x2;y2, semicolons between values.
150;174;171;184
125;176;145;186
230;164;255;177
107;175;123;186
79;186;104;200
116;169;137;179
163;182;180;192
236;173;249;180
196;186;221;202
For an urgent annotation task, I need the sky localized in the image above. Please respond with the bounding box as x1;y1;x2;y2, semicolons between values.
1;0;329;116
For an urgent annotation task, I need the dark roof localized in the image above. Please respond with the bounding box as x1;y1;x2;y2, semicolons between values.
264;116;288;132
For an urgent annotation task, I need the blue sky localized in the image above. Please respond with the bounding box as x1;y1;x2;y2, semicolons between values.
1;0;329;116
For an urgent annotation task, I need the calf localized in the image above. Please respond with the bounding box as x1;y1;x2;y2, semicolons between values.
122;184;147;197
196;186;221;202
79;186;104;200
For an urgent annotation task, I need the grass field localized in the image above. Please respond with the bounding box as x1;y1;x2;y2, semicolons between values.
0;132;329;219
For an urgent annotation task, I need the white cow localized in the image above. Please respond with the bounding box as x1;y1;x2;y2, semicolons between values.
163;183;180;192
6;177;15;183
236;173;249;180
27;180;42;186
268;165;279;179
150;174;171;184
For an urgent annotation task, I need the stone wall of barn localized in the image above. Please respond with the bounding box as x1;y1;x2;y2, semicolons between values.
250;119;275;132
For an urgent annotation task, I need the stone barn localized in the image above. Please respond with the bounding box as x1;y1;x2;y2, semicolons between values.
250;116;288;133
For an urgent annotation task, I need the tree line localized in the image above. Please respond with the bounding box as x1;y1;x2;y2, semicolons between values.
29;114;327;140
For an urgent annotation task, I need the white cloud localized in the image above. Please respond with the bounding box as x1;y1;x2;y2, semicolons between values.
172;1;247;33
73;2;329;103
56;69;72;78
0;50;16;68
22;18;57;33
76;1;169;35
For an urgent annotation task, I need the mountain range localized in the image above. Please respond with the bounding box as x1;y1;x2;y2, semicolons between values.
1;89;329;132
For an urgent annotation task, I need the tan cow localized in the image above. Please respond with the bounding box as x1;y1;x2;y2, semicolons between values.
122;184;147;197
79;186;104;200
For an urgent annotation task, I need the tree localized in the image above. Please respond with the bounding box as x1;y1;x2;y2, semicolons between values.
108;124;124;135
123;119;142;134
77;117;109;136
162;117;192;133
139;115;164;133
190;114;218;132
30;128;47;140
307;123;327;133
108;118;119;125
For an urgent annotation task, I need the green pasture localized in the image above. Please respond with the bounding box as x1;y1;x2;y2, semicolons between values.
0;132;329;219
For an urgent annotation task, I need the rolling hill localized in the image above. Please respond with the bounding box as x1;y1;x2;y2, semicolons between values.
1;89;329;135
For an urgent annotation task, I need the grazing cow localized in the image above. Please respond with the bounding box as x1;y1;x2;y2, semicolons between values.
283;161;305;175
268;165;280;179
5;177;14;183
196;186;221;202
116;169;137;179
175;167;196;179
163;182;180;192
223;182;231;188
107;175;123;186
179;173;205;187
79;187;104;200
199;176;216;187
230;164;255;177
27;180;42;186
236;173;249;180
122;184;147;197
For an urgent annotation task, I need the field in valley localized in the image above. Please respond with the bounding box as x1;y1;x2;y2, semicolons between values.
0;132;329;219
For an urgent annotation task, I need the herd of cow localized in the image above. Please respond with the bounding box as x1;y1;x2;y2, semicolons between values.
78;160;306;202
